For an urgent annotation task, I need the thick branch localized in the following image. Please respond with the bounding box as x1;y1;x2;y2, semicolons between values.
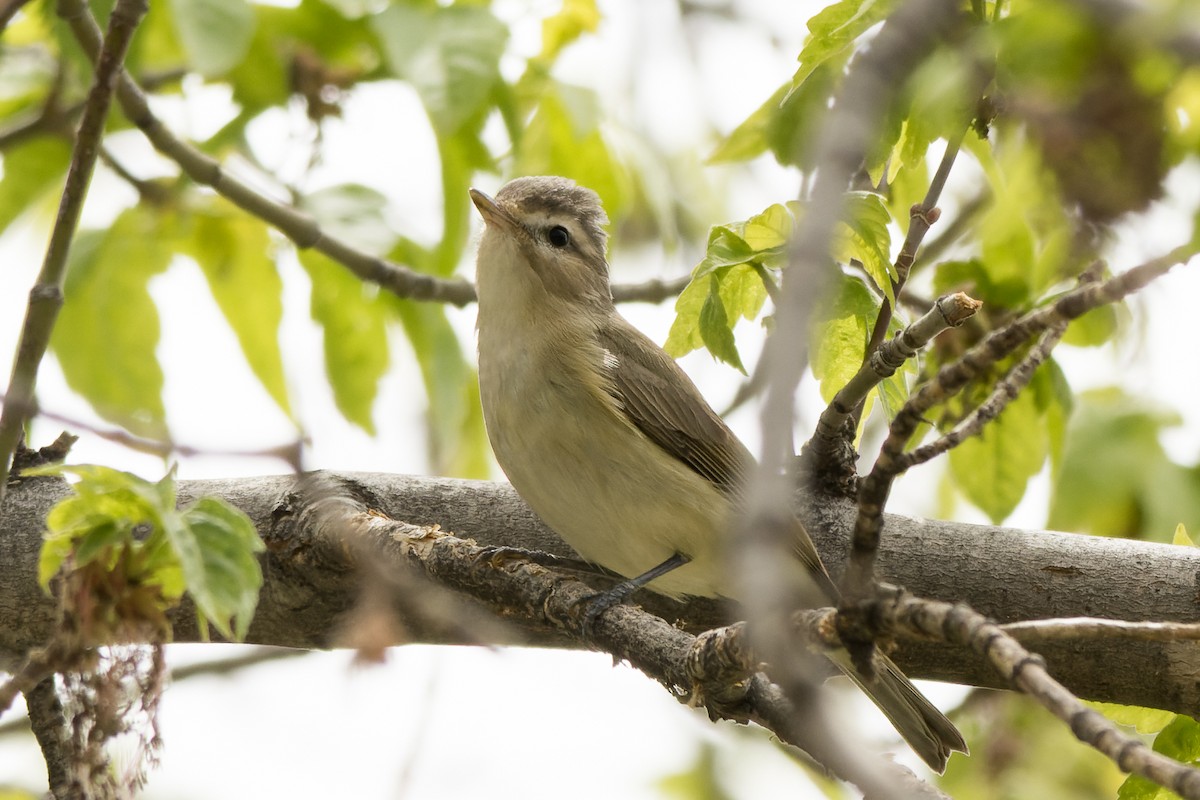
282;475;939;795
4;471;1200;717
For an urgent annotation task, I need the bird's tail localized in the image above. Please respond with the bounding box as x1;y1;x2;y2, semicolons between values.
828;649;968;773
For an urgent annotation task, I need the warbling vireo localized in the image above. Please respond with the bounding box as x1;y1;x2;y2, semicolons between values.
470;175;966;772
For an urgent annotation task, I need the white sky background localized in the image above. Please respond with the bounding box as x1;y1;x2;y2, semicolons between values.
3;0;1200;797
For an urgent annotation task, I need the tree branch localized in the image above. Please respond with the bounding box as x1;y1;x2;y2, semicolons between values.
889;594;1200;799
843;243;1198;602
859;129;969;390
808;291;982;464
0;0;148;507
54;0;689;315
24;676;72;799
6;472;1200;715
893;321;1067;473
289;474;938;796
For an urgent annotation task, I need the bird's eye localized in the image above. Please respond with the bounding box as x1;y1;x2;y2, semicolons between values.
547;225;571;248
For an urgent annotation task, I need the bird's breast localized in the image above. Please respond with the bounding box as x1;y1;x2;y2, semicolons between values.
476;321;732;598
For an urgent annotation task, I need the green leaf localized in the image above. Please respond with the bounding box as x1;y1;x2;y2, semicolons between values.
177;497;264;641
664;204;787;364
833;191;896;304
1174;524;1195;547
372;4;508;136
877;360;914;422
183;210;292;418
1089;702;1177;735
299;249;390;435
1032;357;1072;470
693;226;757;279
512;85;629;222
708;83;782;164
1061;303;1120;347
0;138;71;237
967;131;1073;302
1118;715;1200;799
125;0;185;75
52;209;170;439
1048;389;1200;540
742;203;792;251
933;258;1029;308
537;0;600;65
300;184;398;256
794;0;894;89
809;275;879;403
893;47;977;170
710;64;839;169
658;742;736;800
699;274;746;374
169;0;255;77
719;263;769;325
884;156;930;225
1117;774;1172;800
948;382;1047;523
664;275;710;358
32;464;203;626
393;298;489;478
35;464;167;587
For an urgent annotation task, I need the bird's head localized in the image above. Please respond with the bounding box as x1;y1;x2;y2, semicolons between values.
471;176;613;311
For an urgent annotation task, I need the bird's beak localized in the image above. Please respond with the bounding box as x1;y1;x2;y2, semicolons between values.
470;188;517;232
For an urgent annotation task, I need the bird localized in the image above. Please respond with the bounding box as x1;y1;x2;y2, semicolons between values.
470;174;967;772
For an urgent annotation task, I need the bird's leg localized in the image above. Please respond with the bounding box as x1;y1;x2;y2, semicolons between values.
578;552;690;637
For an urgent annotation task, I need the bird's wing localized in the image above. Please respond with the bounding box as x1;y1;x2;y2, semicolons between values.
597;317;753;498
598;316;835;594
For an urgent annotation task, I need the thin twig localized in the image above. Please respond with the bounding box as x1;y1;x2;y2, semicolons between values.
893;320;1067;472
745;0;963;752
611;273;691;304
0;0;149;506
23;677;71;798
56;0;686;310
809;292;982;459
857;130;969;406
98;145;171;205
842;243;1197;604
889;593;1200;799
0;390;306;469
1000;617;1200;644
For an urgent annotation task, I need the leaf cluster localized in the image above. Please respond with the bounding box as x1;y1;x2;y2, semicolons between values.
34;464;263;643
673;0;1200;525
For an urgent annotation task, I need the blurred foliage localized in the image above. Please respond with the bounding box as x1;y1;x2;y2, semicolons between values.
941;691;1126;799
657;742;736;800
1049;391;1200;541
3;0;1200;795
0;0;702;479
693;0;1200;528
